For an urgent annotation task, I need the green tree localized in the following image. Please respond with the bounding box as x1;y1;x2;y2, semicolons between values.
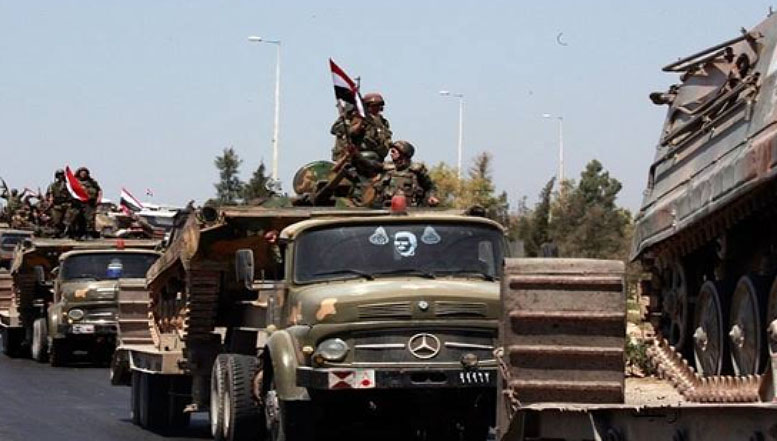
214;147;244;205
428;162;461;208
243;160;271;203
550;160;631;259
515;177;555;256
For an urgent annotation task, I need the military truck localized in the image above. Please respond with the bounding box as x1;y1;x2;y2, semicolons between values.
115;203;504;440
0;238;158;360
30;246;160;366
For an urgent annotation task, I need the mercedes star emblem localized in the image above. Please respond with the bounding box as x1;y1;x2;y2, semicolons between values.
407;333;441;359
418;300;429;311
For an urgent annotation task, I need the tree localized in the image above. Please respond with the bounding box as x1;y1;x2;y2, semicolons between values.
428;162;460;208
243;161;271;203
213;147;244;205
550;160;631;259
515;177;555;256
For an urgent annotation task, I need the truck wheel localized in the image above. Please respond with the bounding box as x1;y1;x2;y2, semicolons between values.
264;378;311;441
131;370;142;425
110;350;131;386
135;371;190;433
1;327;22;358
49;338;70;367
31;318;49;362
210;354;229;440
223;354;263;441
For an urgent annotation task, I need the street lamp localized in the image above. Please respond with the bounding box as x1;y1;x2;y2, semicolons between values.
542;113;564;187
248;36;281;182
439;90;464;179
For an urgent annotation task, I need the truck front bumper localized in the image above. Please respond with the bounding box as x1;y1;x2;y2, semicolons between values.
59;322;118;337
297;366;496;390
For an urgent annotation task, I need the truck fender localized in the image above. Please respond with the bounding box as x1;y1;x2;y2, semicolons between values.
264;330;310;401
47;305;64;339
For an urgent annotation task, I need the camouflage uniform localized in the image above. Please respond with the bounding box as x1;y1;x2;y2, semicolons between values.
376;141;436;207
330;93;393;161
76;168;101;237
1;189;22;223
46;171;71;236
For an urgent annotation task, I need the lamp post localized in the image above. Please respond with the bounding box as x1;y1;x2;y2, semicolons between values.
542;113;564;187
248;36;281;182
439;90;464;179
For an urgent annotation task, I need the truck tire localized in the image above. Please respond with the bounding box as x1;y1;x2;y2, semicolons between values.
31;318;49;362
131;370;142;425
210;354;229;440
49;338;70;367
110;350;131;386
223;354;264;441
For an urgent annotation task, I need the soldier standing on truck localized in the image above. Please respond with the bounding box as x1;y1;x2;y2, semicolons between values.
1;187;24;225
377;140;439;207
46;170;71;237
76;167;102;238
330;92;393;161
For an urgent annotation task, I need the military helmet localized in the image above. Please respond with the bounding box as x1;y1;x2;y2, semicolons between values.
358;151;381;162
392;140;415;158
76;167;90;176
55;169;65;178
363;93;385;106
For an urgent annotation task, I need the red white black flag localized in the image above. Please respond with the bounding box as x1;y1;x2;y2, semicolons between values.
329;59;365;117
120;187;144;213
65;166;89;202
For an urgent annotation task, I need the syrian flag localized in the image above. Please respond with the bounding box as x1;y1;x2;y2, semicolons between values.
65;166;89;202
329;59;365;117
120;188;144;213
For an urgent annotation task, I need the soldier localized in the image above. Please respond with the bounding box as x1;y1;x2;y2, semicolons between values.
1;188;23;223
46;170;72;237
377;141;439;207
330;92;393;161
75;167;102;238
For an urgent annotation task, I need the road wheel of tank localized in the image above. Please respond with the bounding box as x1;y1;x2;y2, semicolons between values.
660;261;690;350
223;354;264;441
31;318;49;362
264;377;312;441
210;354;228;440
729;275;767;375
767;276;777;362
49;338;70;367
693;281;727;375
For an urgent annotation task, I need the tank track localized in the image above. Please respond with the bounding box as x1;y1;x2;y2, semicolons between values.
182;270;220;343
647;338;764;402
0;270;12;313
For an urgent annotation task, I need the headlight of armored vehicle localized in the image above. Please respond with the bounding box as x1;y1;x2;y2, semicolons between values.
312;338;349;364
67;308;85;321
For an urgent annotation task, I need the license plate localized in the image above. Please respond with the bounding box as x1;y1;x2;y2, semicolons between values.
459;370;490;384
72;324;95;334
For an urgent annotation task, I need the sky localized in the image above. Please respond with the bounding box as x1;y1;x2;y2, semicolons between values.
1;1;775;212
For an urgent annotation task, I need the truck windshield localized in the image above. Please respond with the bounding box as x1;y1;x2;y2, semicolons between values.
1;233;31;252
294;222;504;283
61;253;158;281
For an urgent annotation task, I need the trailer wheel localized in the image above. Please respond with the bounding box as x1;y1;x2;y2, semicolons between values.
1;327;23;358
31;318;49;362
210;354;228;440
49;338;70;367
223;354;264;441
131;370;142;425
110;350;131;386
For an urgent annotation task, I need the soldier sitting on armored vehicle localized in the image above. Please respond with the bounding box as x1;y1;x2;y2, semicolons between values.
376;140;439;207
331;92;393;161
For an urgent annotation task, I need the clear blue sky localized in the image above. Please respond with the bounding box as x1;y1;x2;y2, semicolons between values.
1;1;774;211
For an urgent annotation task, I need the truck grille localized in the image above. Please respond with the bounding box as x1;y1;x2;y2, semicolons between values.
344;329;496;364
434;301;487;317
357;302;412;319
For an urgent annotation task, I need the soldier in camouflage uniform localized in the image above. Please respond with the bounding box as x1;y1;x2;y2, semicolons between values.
1;188;23;224
46;169;71;237
376;141;439;208
76;167;102;238
330;92;393;161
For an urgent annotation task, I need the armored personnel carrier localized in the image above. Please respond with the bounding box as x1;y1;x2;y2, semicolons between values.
632;13;777;380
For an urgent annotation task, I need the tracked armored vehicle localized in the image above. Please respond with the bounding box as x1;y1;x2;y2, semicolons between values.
632;13;777;383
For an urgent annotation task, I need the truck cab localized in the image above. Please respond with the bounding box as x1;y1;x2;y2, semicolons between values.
36;248;160;365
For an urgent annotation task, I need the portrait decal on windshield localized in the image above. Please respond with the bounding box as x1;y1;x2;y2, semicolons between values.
369;226;389;246
421;226;441;245
393;231;418;257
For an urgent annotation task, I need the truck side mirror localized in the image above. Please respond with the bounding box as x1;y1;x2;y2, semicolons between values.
235;249;255;290
34;265;46;285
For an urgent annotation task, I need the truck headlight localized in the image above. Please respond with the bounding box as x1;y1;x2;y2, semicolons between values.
313;338;349;364
67;309;85;321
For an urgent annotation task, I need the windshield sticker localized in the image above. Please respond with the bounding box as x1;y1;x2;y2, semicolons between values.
394;231;417;257
421;226;441;245
369;227;389;246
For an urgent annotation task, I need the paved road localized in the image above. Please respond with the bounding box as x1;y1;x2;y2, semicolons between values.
0;350;209;441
